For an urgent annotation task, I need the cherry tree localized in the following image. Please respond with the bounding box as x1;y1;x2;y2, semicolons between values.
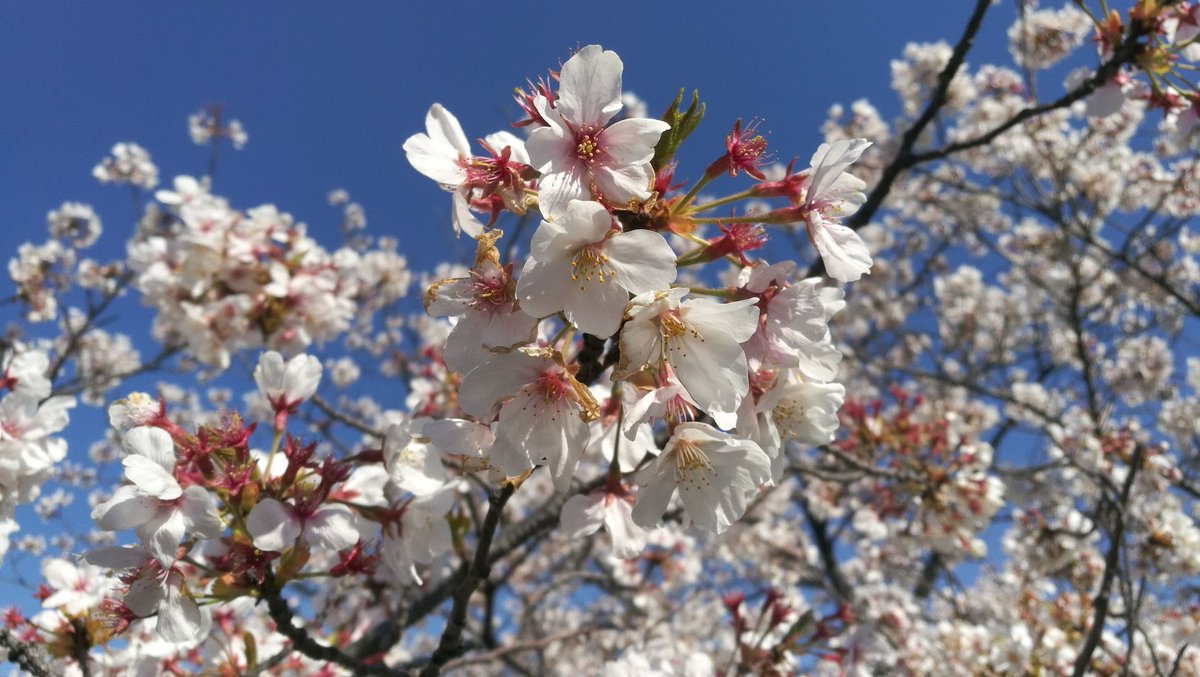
2;2;1200;675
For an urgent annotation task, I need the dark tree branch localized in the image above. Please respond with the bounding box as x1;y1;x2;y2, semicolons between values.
0;628;52;677
261;567;400;676
417;482;516;676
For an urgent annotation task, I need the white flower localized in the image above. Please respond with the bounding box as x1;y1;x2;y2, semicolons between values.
617;288;759;428
525;45;671;218
458;348;599;490
802;139;873;282
383;422;449;497
739;371;845;481
560;484;647;558
245;497;358;553
631;422;771;534
516;200;677;337
90;426;222;565
404;105;532;236
740;261;844;378
107;391;161;430
0;349;51;400
84;545;206;644
425;230;538;372
254;351;322;431
40;557;114;615
380;483;455;585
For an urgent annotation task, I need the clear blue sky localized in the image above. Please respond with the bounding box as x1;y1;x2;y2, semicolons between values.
0;1;1020;612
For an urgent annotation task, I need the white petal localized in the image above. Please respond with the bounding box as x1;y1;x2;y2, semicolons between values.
605;229;677;295
559;493;606;538
601;118;671;165
124;573;165;617
602;498;647;558
122;426;176;471
180;485;223;539
525;121;574;174
253;351;286;399
420;418;495;458
809;217;873;283
92;485;158;531
387;434;448;497
424;103;471;158
304;504;359;551
483;130;529;164
282;354;322;401
84;545;154;570
451;188;484;238
136;507;187;566
591;162;654;206
403;133;468;186
535;166;588;219
246;499;302;552
156;582;202;643
631;459;676;529
457;351;545;419
556;44;623;128
123;454;182;500
807;138;871;203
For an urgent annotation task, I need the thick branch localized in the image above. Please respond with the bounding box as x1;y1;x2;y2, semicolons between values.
261;567;399;676
0;628;52;677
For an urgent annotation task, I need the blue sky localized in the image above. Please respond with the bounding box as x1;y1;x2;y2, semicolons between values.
0;2;1023;613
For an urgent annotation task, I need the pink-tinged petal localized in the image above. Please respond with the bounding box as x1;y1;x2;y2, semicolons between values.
123;426;176;471
605;230;677;295
304;504;359;552
600;118;671;165
557;44;624;128
425;103;470;158
808;217;873;283
458;351;546;419
123;454;182;501
535;166;588;220
180;485;223;539
156;581;203;643
806;139;871;204
403;133;467;186
136;508;186;566
631;457;677;529
84;545;154;570
92;485;157;531
124;573;164;617
246;498;302;553
591;162;655;207
525;122;574;175
559;493;605;538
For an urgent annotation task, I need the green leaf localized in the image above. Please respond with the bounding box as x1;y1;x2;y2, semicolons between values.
652;88;705;171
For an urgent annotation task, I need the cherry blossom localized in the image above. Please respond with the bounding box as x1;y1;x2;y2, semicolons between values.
516;199;677;337
525;45;671;218
631;422;771;534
